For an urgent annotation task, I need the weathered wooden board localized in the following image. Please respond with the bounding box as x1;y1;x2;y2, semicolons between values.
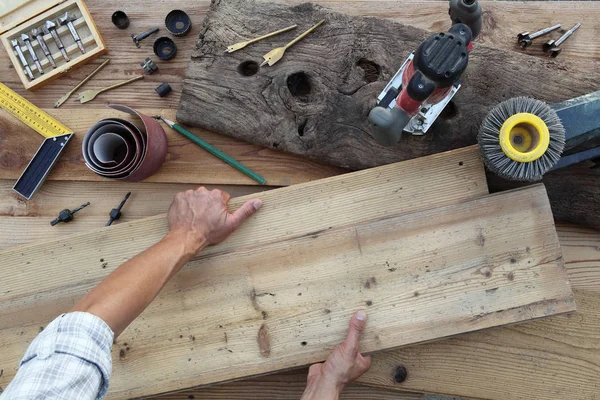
177;0;600;171
0;107;342;186
2;148;576;398
487;159;600;232
177;225;600;400
1;171;596;400
154;370;423;400
2;183;575;399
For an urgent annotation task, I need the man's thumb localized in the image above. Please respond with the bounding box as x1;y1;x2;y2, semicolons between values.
229;199;263;229
343;311;367;354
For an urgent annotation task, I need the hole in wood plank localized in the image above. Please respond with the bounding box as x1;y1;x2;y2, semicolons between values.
357;58;381;83
237;61;259;77
287;72;311;97
298;119;307;137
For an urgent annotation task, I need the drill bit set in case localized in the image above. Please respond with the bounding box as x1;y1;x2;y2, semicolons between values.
0;0;107;90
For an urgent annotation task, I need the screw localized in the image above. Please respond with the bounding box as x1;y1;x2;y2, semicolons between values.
11;39;34;80
131;27;160;48
517;24;561;48
31;27;56;68
44;20;70;62
543;23;581;58
59;13;85;54
394;365;408;383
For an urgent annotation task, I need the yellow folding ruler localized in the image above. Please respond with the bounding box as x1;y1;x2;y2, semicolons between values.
0;82;74;199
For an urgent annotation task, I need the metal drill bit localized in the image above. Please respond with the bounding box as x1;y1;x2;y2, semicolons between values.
59;13;85;54
21;33;43;74
44;20;69;62
543;23;581;58
31;27;56;68
517;24;561;48
10;39;34;80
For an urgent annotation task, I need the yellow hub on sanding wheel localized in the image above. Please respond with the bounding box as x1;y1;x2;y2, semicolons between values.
499;113;550;163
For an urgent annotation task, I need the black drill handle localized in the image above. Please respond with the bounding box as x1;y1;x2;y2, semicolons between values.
449;0;482;39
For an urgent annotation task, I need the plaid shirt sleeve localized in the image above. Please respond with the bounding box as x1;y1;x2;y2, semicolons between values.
1;312;114;400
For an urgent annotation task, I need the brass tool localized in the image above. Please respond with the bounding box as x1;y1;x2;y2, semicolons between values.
224;24;297;53
55;59;110;108
76;75;144;104
261;20;325;67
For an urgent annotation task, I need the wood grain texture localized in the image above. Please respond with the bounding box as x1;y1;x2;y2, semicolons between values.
487;160;600;232
154;370;424;400
1;149;544;400
0;182;574;399
181;224;600;400
177;0;600;170
0;107;343;186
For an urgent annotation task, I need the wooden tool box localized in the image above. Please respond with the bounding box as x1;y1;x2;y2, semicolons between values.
0;0;107;90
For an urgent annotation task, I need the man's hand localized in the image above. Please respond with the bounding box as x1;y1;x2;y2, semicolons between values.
301;311;372;400
167;187;262;255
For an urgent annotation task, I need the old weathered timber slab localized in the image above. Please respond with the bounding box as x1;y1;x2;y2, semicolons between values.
178;0;600;170
1;147;575;398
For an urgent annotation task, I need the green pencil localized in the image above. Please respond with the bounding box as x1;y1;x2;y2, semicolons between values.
158;117;266;185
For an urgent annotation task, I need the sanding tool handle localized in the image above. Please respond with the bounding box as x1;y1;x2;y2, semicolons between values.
449;0;482;38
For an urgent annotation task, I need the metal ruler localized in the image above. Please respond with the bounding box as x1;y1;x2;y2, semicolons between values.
0;82;72;138
0;82;74;200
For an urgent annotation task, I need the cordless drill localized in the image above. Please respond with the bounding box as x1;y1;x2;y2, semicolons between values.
368;0;482;146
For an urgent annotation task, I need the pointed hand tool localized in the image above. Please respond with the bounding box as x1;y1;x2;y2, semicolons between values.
76;75;144;104
261;20;325;67
225;24;297;53
55;59;110;108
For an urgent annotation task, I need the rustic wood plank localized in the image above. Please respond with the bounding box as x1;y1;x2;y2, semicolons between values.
1;169;598;400
6;147;580;399
1;182;574;399
154;370;423;400
177;0;600;171
0;107;343;186
169;226;600;400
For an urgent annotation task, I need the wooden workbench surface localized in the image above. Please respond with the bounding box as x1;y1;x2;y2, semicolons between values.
1;1;599;399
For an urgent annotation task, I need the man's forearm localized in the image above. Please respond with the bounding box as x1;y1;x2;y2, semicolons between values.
70;231;204;337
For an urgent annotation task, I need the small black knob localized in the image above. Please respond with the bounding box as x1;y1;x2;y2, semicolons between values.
394;365;408;383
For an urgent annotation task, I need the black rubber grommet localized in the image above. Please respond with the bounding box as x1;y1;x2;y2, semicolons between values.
165;9;191;36
112;11;130;29
153;37;177;60
155;83;172;97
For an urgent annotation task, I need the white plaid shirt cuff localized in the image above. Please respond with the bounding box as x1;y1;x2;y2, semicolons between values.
2;312;114;400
